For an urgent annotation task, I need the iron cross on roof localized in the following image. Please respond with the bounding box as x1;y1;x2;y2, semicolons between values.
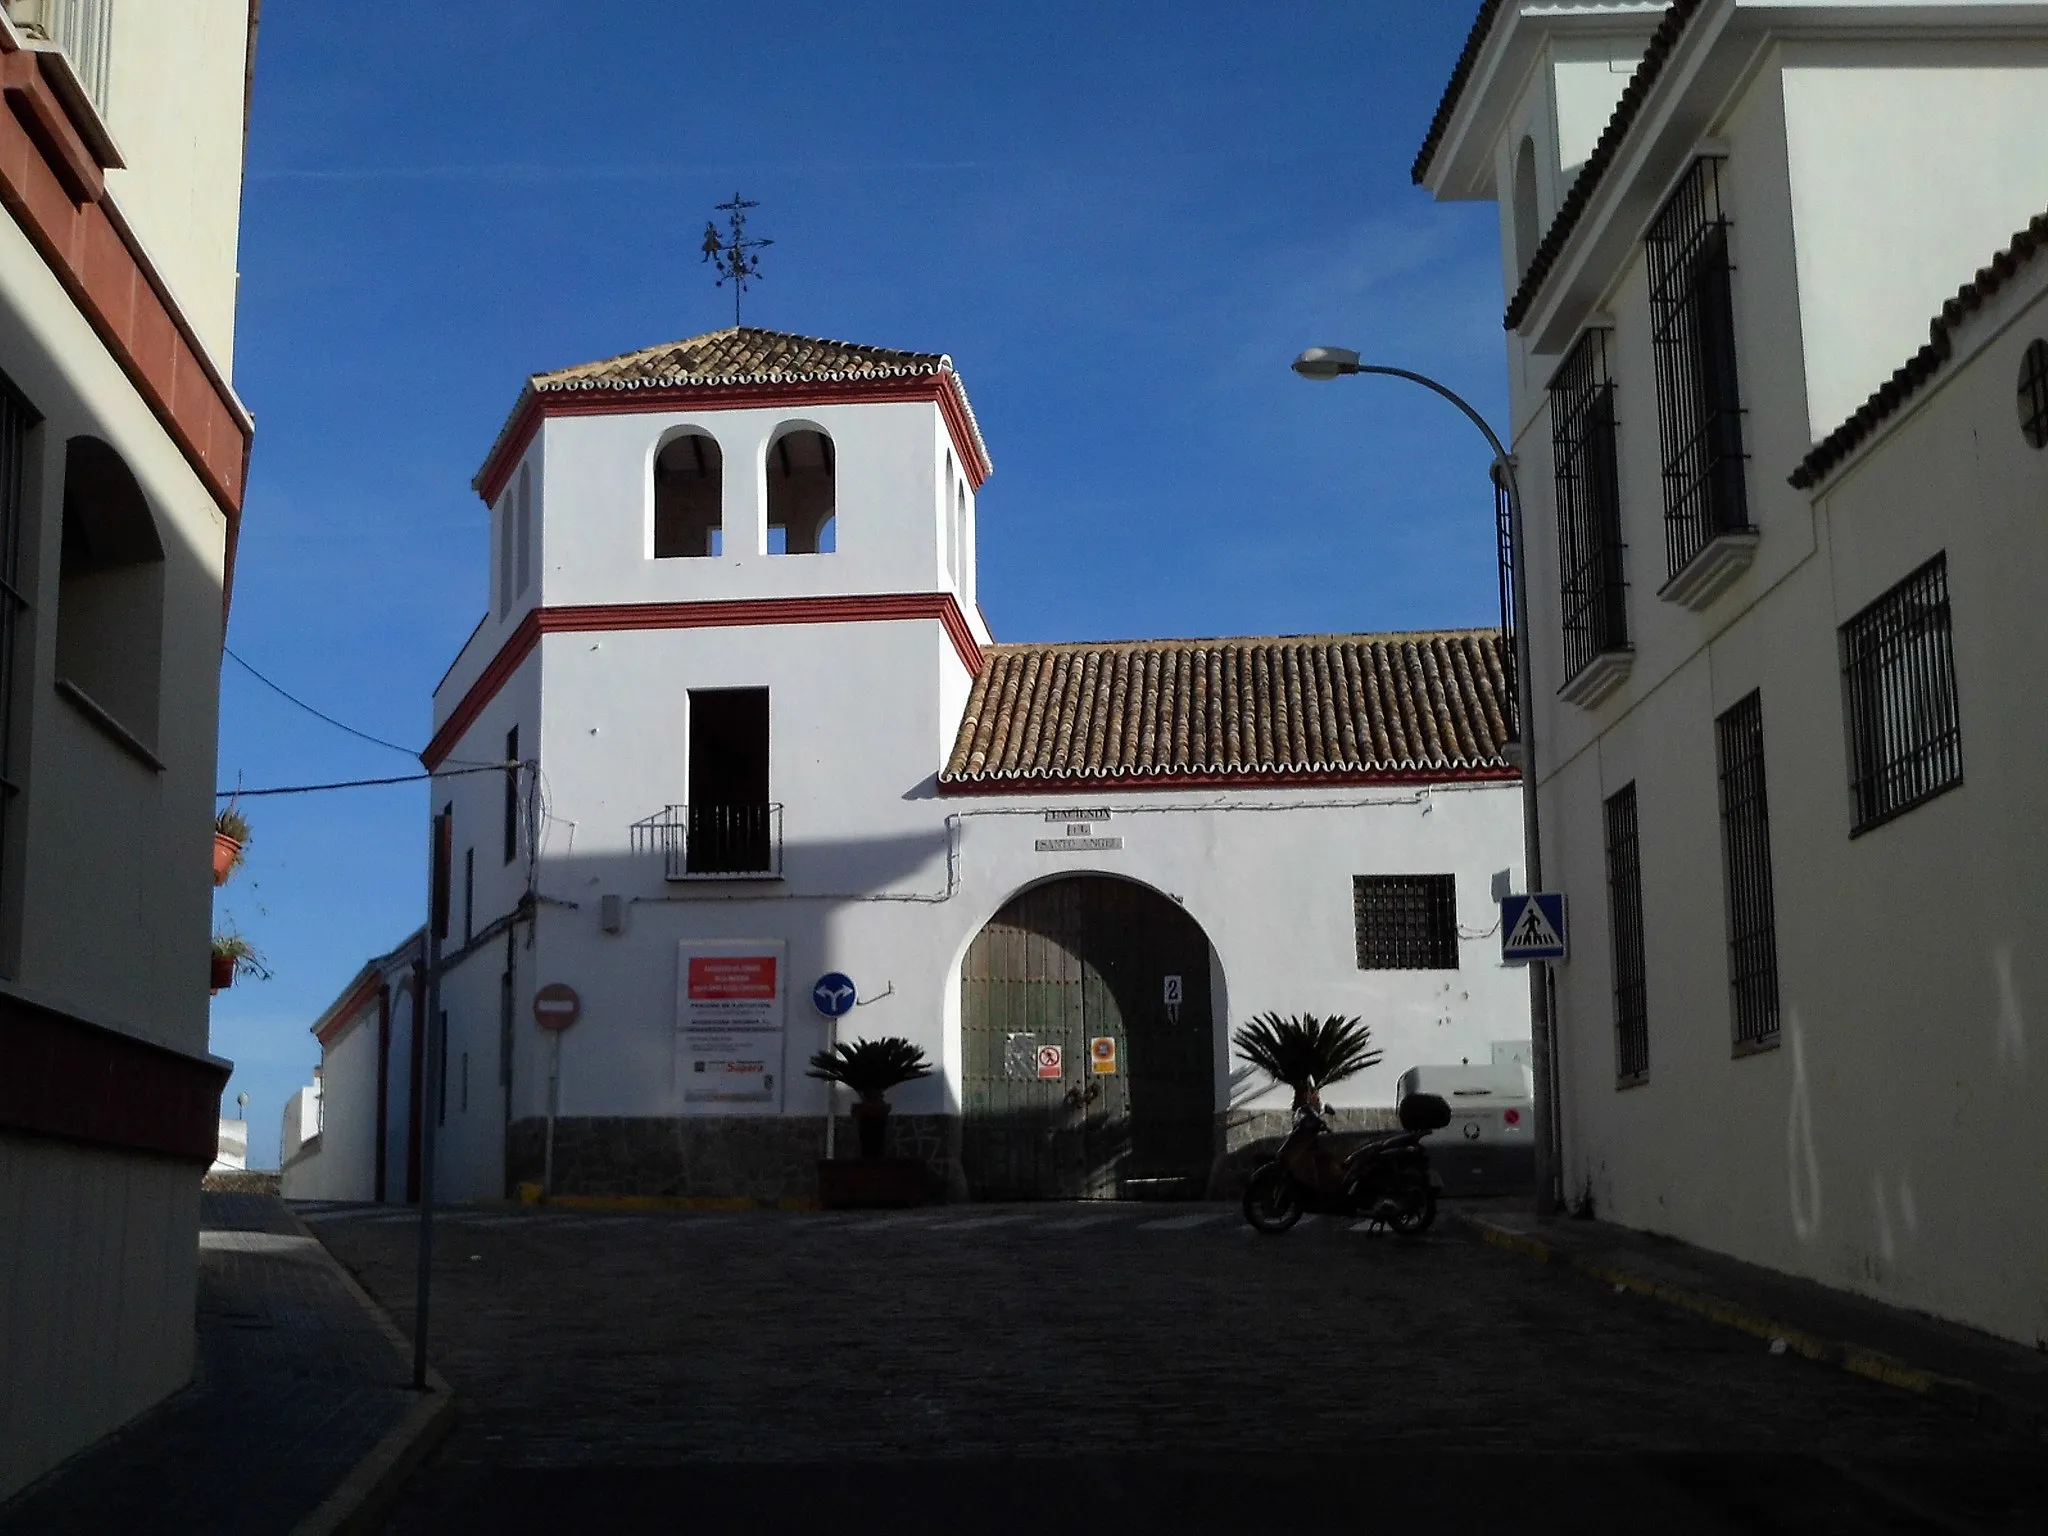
701;193;772;325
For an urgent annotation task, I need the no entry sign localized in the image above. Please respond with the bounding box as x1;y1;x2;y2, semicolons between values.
533;982;581;1031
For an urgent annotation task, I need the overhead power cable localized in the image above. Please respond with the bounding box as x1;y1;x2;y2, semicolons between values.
224;647;423;759
216;763;520;799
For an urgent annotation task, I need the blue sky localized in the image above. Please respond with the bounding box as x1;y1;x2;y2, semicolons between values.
212;2;1506;1165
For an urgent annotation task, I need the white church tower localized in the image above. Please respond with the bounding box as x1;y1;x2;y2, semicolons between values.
421;329;995;1196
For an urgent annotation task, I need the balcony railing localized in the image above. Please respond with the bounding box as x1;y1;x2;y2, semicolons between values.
9;0;114;114
631;803;782;880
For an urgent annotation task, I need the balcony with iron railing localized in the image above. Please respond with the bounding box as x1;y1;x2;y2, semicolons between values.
7;0;114;116
631;803;783;880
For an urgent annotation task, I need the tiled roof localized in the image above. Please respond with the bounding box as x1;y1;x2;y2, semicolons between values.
530;327;948;392
1412;2;1511;185
1503;0;1704;332
940;630;1517;791
1792;210;2048;490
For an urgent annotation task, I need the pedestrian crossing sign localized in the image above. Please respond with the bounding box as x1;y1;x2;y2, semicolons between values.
1501;893;1567;963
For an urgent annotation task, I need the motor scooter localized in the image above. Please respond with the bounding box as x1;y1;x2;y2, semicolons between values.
1240;1090;1450;1235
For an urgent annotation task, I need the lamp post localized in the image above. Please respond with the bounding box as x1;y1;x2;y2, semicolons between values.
1292;345;1558;1221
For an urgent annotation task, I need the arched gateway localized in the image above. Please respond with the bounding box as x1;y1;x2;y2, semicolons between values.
960;876;1215;1200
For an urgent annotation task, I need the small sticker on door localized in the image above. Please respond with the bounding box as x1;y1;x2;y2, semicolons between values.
1037;1044;1064;1080
1090;1036;1118;1075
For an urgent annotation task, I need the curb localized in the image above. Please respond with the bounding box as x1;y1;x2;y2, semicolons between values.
1461;1216;2048;1447
513;1184;819;1212
286;1205;459;1536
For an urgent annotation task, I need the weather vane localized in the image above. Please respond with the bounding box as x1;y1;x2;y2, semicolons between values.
701;193;772;325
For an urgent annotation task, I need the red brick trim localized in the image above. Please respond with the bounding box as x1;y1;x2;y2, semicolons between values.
423;591;984;769
0;989;231;1163
314;971;382;1047
936;765;1523;796
0;36;252;617
474;372;990;508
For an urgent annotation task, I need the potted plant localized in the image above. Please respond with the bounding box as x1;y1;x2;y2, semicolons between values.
213;803;249;886
806;1036;932;1158
1232;1011;1383;1112
210;930;269;995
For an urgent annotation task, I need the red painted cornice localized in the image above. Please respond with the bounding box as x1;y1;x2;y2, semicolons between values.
936;765;1523;796
423;591;984;769
314;970;383;1047
473;372;990;508
0;34;253;620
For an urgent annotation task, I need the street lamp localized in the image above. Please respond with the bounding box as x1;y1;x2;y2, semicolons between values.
1292;345;1558;1221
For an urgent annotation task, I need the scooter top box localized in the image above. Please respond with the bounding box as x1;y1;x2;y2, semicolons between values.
1398;1092;1451;1131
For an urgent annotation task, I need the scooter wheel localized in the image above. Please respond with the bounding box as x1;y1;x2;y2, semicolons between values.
1242;1164;1304;1234
1388;1180;1437;1236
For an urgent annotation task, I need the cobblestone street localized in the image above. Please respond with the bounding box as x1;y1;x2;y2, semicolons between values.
302;1202;2048;1533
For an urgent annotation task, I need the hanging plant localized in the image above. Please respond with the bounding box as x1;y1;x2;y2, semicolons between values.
210;929;270;994
213;803;250;886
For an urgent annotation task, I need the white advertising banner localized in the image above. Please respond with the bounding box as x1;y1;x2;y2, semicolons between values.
677;940;787;1111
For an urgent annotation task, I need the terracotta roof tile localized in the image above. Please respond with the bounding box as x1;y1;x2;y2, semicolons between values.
940;630;1517;792
1412;1;1511;185
1503;0;1705;332
530;326;947;391
1791;209;2048;490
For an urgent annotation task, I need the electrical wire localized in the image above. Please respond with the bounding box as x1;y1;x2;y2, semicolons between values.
216;762;518;799
224;648;422;759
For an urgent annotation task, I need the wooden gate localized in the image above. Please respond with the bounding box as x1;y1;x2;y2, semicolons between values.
961;877;1215;1200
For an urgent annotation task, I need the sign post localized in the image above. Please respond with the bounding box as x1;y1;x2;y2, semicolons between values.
412;806;452;1393
811;972;856;1160
533;983;581;1199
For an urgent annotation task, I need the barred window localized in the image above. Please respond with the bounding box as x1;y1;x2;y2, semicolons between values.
1549;329;1629;681
1353;875;1458;970
2018;338;2048;450
0;369;34;951
1646;158;1749;579
1715;692;1780;1051
1841;554;1963;834
1604;784;1648;1086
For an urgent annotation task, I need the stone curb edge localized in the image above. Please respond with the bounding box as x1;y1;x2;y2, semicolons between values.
286;1204;458;1536
513;1184;819;1212
1461;1216;2048;1448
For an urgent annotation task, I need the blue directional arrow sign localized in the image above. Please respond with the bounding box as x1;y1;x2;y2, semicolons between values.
811;972;857;1017
1501;893;1568;963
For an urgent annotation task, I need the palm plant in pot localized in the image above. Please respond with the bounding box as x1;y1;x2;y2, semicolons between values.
213;803;249;886
210;930;270;995
806;1036;931;1158
1232;1011;1382;1111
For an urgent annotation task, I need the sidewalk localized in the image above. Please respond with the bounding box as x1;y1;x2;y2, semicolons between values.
1456;1199;2048;1446
0;1193;452;1536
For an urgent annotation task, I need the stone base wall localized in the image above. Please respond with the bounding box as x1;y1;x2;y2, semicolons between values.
506;1114;964;1203
1206;1107;1402;1200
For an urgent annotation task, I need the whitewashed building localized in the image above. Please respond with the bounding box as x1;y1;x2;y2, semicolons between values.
333;326;1535;1206
1417;0;2048;1345
0;1;258;1500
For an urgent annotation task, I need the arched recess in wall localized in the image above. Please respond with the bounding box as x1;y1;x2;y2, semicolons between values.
766;422;834;555
515;463;533;594
1512;136;1541;277
654;429;723;558
56;436;165;752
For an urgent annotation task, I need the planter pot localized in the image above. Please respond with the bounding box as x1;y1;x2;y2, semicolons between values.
210;953;235;992
212;832;242;886
817;1157;927;1210
851;1099;891;1159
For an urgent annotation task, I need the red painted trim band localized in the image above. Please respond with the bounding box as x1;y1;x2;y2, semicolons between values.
474;373;990;507
0;991;231;1163
315;971;383;1047
423;591;983;769
936;765;1522;796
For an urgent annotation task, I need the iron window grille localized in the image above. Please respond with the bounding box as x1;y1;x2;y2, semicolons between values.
1549;330;1630;680
1715;691;1780;1051
1645;158;1750;579
2018;338;2048;450
1604;784;1648;1086
1352;874;1459;970
1493;468;1519;730
1840;553;1963;834
0;371;34;951
502;726;519;864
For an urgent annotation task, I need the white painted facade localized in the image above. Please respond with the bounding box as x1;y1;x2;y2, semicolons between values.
1422;0;2048;1344
0;2;255;1501
392;341;1533;1205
